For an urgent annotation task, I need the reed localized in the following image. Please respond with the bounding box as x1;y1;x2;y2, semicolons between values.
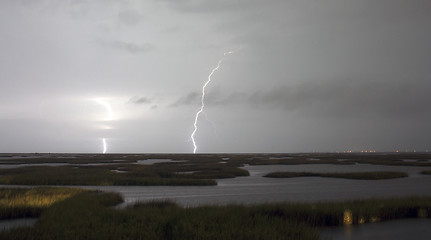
264;171;408;180
0;187;85;219
0;157;250;186
1;191;430;240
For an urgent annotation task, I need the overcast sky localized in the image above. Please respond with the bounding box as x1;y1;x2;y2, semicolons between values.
1;0;430;153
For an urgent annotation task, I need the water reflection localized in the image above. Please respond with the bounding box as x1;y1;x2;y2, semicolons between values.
76;164;431;207
1;164;431;207
320;218;431;240
0;218;37;232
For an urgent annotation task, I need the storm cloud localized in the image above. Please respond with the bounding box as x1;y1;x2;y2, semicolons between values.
248;79;431;118
129;96;152;105
1;0;430;153
173;78;431;118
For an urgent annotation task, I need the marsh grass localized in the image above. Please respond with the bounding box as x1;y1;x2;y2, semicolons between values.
3;152;431;167
0;155;251;186
0;153;428;187
0;192;318;240
264;171;408;180
1;191;431;240
0;187;85;219
149;152;431;167
0;165;218;186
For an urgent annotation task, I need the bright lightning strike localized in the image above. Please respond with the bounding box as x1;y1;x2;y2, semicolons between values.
191;50;236;153
102;138;107;154
94;98;113;154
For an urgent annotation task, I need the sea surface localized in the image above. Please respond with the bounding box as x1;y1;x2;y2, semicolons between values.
72;163;431;207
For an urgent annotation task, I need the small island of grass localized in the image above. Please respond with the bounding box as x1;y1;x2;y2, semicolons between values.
0;157;250;186
0;187;89;219
264;171;408;180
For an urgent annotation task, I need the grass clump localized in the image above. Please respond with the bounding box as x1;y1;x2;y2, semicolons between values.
1;193;317;240
0;156;250;186
0;166;217;186
264;171;408;180
252;197;431;227
1;191;431;240
0;187;85;219
1;153;429;187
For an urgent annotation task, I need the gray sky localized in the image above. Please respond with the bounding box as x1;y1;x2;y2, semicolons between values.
1;0;430;153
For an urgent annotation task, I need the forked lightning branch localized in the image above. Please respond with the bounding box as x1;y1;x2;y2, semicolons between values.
190;50;237;154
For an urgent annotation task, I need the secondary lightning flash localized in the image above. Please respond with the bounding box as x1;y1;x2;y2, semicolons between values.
190;50;236;153
95;98;113;154
102;138;107;154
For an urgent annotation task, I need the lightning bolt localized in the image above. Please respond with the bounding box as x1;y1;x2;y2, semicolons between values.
95;98;113;154
191;50;236;153
102;138;107;154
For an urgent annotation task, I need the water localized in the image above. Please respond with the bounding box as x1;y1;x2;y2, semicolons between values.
0;163;70;169
320;218;431;240
0;218;37;232
1;163;430;238
80;164;431;239
75;164;431;207
2;164;430;206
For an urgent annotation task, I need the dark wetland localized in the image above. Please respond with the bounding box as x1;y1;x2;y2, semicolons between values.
1;152;431;239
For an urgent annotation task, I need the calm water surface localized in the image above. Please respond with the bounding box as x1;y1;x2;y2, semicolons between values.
75;164;431;207
0;218;37;231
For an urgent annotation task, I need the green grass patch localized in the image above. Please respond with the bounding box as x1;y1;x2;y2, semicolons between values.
1;152;429;186
0;165;218;186
264;171;408;180
1;191;431;240
0;155;251;186
0;192;317;240
0;187;86;219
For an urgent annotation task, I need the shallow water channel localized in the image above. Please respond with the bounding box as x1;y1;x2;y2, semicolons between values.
2;163;431;207
74;164;431;207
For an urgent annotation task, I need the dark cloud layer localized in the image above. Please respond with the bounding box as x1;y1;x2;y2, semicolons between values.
249;79;431;118
129;96;152;105
169;92;200;107
1;0;430;153
172;78;431;119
